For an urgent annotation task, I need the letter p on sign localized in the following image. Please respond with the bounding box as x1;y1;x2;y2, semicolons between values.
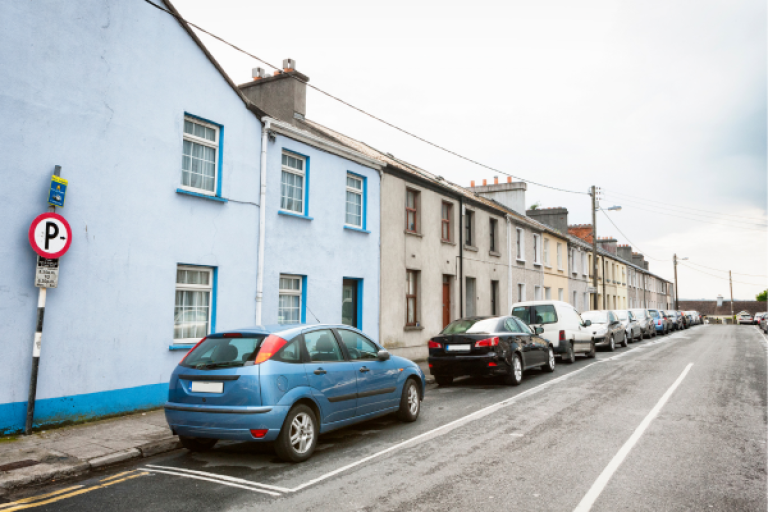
29;212;72;259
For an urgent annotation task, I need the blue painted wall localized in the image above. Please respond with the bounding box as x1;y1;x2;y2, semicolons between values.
0;0;264;433
261;134;381;339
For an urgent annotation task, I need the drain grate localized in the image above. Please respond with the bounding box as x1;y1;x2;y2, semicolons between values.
0;460;41;472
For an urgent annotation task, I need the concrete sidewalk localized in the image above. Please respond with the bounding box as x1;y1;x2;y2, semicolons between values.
0;409;178;496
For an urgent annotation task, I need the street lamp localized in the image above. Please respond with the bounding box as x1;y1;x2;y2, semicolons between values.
604;206;622;211
673;254;688;309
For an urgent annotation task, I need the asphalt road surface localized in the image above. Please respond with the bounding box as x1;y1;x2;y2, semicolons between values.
3;325;766;512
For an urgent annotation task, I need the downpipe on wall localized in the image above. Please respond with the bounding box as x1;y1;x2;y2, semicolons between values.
255;117;272;325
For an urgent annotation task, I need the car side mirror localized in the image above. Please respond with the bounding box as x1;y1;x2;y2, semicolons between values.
584;320;592;327
377;349;390;361
534;327;544;335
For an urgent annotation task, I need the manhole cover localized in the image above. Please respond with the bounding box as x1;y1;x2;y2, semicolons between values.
0;460;40;472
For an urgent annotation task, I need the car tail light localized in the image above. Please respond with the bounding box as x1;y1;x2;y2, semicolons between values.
428;363;433;368
559;330;565;342
254;335;288;364
428;340;442;349
180;337;207;364
475;337;500;348
250;429;268;438
488;362;498;367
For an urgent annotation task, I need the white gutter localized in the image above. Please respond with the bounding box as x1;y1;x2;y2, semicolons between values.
255;117;272;325
506;215;513;310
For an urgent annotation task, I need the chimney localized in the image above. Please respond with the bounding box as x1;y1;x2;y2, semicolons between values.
598;237;617;254
526;207;569;234
568;224;593;244
643;261;650;270
617;244;633;262
239;58;309;127
631;252;645;268
473;180;527;214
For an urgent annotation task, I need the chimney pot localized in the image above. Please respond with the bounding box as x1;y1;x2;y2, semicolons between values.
483;179;487;186
273;70;281;76
494;176;499;184
507;177;512;183
252;67;267;80
283;58;296;72
470;180;475;187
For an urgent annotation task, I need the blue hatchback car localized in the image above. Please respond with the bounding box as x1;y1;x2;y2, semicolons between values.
165;324;425;462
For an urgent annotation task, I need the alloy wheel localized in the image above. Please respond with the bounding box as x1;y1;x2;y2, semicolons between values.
514;356;522;381
289;412;315;454
548;349;555;369
407;383;419;416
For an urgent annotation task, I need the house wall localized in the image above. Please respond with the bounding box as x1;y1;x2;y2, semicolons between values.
260;134;380;337
462;205;508;319
509;221;544;305
0;0;264;433
568;246;590;312
542;233;569;302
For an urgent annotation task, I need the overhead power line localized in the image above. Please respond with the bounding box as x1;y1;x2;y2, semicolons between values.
142;0;588;195
678;263;766;287
600;200;767;232
684;260;768;278
599;209;670;262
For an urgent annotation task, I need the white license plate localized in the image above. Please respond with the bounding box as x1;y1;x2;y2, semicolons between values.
446;344;471;352
190;381;224;393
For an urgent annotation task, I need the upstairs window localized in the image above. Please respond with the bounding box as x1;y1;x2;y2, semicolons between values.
441;202;452;242
557;243;563;270
345;174;364;228
281;153;306;214
182;117;219;195
465;210;474;246
544;238;550;266
516;228;525;261
533;234;541;264
489;218;498;252
405;189;419;233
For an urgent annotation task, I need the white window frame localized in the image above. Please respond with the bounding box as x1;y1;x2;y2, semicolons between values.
534;285;542;301
583;292;589;310
345;173;364;228
543;238;550;267
558;288;564;301
517;283;526;302
516;228;525;262
572;290;578;308
544;287;552;300
181;117;219;196
174;265;213;345
280;152;307;215
278;274;303;325
557;243;563;271
583;253;588;276
532;234;542;265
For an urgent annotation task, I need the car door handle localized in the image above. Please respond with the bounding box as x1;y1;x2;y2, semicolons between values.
359;367;370;373
314;369;327;375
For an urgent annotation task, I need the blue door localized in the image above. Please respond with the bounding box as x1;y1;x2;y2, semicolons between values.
303;329;358;424
336;329;400;416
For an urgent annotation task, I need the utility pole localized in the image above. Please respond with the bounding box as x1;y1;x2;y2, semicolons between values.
591;186;598;310
673;253;679;310
729;270;734;321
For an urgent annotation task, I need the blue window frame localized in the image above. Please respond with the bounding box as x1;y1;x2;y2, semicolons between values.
179;113;224;198
171;264;217;350
279;149;311;218
344;172;367;230
279;274;307;324
342;277;364;330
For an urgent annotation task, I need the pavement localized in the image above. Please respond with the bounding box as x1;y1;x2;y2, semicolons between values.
1;325;766;511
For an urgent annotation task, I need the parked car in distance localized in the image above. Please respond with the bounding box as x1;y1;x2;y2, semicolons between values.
681;312;691;329
617;310;643;343
666;311;683;330
581;310;627;351
759;314;768;333
428;316;559;386
510;301;595;364
630;309;656;339
755;312;766;328
684;311;701;325
165;324;425;463
738;313;755;325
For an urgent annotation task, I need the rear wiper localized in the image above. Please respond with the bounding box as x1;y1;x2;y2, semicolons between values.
200;362;243;370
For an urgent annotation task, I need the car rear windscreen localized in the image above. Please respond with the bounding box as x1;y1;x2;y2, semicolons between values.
442;318;502;335
582;311;609;324
649;310;660;318
511;307;531;324
181;336;266;369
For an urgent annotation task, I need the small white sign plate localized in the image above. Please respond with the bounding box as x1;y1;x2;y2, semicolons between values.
35;256;59;288
190;381;224;393
446;344;471;352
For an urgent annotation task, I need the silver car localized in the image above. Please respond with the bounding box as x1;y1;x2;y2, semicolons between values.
630;309;656;339
617;310;643;343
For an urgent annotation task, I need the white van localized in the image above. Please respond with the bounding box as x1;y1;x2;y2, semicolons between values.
510;300;595;363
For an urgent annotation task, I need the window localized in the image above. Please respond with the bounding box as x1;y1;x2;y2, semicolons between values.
174;266;213;344
518;283;526;302
489;219;498;252
338;329;378;360
544;238;550;266
278;275;302;324
583;292;588;310
405;189;419;232
182;117;219;195
465;210;474;246
621;268;626;285
505;318;525;333
516;228;525;261
406;270;419;326
573;290;578;308
545;287;552;300
533;234;542;265
557;243;563;270
534;285;542;301
583;252;588;275
568;249;573;274
558;288;564;301
491;280;499;315
441;202;452;241
345;174;364;228
465;277;476;316
281;152;306;214
532;304;558;324
304;330;344;362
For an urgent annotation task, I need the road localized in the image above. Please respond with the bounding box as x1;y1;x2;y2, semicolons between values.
2;325;766;511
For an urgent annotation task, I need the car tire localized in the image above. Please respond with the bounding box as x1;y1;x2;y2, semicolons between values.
562;343;575;364
435;375;453;386
274;404;318;463
179;436;217;452
586;341;596;358
397;379;421;422
620;334;628;348
543;348;556;372
608;335;615;352
503;354;523;386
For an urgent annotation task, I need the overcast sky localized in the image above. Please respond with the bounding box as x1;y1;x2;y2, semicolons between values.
170;0;767;301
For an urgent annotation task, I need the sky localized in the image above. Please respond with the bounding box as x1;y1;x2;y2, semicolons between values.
168;0;767;301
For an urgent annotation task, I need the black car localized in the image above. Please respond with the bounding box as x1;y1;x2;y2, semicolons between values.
428;316;555;386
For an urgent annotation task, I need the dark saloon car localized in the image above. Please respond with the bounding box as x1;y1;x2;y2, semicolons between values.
428;316;555;386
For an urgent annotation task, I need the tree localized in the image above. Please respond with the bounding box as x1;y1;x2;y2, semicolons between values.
529;202;542;210
757;289;767;302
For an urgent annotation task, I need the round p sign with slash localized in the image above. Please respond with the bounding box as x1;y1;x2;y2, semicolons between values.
28;212;72;259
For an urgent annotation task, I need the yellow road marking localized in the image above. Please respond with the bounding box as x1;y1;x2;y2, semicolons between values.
0;487;83;509
99;470;138;482
1;473;148;512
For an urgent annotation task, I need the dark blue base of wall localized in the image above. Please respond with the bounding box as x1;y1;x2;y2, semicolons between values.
1;383;168;435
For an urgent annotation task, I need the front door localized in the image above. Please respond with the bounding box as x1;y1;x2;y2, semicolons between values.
342;280;358;328
336;329;400;416
442;276;451;328
303;329;357;423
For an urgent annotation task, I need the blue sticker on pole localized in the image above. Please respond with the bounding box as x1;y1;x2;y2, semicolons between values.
48;175;68;207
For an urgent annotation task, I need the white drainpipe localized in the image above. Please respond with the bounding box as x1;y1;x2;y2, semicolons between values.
506;215;513;310
255;117;272;325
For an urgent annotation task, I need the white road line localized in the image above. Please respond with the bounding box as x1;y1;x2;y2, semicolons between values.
573;362;694;512
142;468;282;496
145;465;292;493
